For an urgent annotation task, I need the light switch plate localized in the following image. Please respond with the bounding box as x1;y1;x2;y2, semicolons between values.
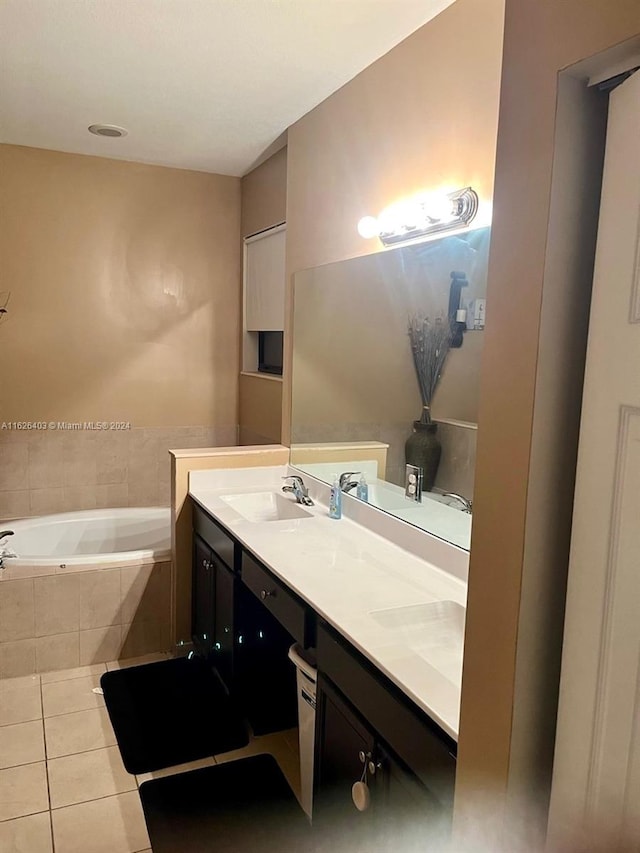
404;464;422;503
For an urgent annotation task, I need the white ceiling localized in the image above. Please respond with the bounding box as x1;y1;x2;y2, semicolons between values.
0;0;455;176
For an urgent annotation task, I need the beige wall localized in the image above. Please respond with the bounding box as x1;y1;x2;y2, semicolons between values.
283;0;505;443
238;146;288;446
0;145;241;517
456;0;640;847
239;373;283;445
241;145;287;237
0;145;241;426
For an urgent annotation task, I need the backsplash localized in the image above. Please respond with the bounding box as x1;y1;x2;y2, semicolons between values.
0;425;237;519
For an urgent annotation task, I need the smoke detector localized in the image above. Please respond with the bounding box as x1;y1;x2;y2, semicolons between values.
88;124;128;138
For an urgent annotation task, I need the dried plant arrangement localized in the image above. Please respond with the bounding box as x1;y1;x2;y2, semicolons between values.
407;314;452;424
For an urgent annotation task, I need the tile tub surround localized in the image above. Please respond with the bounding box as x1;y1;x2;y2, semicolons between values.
0;657;299;853
0;561;172;678
0;424;237;520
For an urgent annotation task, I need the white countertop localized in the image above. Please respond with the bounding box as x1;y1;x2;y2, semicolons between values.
189;465;467;741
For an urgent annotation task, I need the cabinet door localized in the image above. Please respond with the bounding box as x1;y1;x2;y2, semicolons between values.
192;534;214;659
234;581;298;735
212;556;235;691
313;674;382;846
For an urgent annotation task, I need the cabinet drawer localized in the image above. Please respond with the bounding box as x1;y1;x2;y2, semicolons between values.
241;552;306;645
317;622;456;807
193;503;236;571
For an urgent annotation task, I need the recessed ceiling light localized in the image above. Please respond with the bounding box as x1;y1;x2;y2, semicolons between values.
88;124;128;138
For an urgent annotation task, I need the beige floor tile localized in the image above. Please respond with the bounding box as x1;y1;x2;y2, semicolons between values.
105;651;172;671
45;707;116;759
0;762;49;822
41;675;104;718
0;674;40;691
135;755;215;786
40;663;107;684
0;812;53;853
0;682;42;727
51;791;150;853
0;720;45;769
48;745;136;809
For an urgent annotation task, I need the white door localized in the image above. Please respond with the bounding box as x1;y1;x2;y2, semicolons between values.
548;70;640;849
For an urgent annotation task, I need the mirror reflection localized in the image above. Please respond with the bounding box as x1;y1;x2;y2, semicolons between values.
290;227;490;551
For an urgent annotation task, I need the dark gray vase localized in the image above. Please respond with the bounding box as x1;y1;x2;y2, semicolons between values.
405;420;441;492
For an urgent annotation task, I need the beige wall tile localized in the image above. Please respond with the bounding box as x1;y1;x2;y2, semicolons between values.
79;626;122;665
51;791;150;853
0;720;45;769
63;458;98;488
35;633;80;674
0;811;53;853
0;680;41;726
0;640;36;679
28;440;64;490
44;707;116;759
63;486;97;512
48;745;135;808
126;476;159;508
96;438;128;486
120;619;170;659
120;561;170;624
34;575;80;637
0;444;28;491
0;490;30;520
29;488;65;516
95;483;128;508
41;675;104;718
40;663;106;684
0;762;48;821
0;579;34;642
78;569;121;630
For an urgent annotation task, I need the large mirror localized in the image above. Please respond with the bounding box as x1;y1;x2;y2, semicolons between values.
290;226;490;551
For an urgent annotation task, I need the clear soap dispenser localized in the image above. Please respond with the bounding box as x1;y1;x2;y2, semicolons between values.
329;474;342;519
356;473;369;502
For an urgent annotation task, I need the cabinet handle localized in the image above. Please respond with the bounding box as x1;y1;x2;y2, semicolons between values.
202;559;210;570
260;589;275;600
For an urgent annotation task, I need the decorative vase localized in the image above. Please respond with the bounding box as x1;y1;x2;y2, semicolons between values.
405;419;441;492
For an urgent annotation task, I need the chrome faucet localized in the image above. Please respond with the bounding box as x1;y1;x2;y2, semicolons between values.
339;472;360;493
443;493;473;513
282;475;314;506
0;530;14;569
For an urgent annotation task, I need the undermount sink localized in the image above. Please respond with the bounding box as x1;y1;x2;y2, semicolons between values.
220;491;313;523
369;600;466;680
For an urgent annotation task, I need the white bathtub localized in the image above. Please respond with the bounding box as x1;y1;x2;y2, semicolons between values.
0;507;173;676
1;507;171;572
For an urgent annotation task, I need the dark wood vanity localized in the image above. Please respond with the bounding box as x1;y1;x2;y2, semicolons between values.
192;500;457;838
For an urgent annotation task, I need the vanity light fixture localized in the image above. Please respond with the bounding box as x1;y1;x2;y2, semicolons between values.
357;187;479;246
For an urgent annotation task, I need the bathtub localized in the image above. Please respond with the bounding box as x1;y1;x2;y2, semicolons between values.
0;508;173;677
2;507;171;572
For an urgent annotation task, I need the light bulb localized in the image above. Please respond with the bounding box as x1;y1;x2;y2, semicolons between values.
357;216;379;239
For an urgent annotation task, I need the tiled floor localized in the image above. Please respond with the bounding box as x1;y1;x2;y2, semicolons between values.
0;654;301;853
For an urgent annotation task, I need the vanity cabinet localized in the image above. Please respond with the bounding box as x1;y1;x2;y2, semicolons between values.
191;503;299;733
314;622;456;838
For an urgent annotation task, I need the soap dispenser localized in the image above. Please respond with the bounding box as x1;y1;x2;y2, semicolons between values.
356;474;369;502
329;474;342;519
